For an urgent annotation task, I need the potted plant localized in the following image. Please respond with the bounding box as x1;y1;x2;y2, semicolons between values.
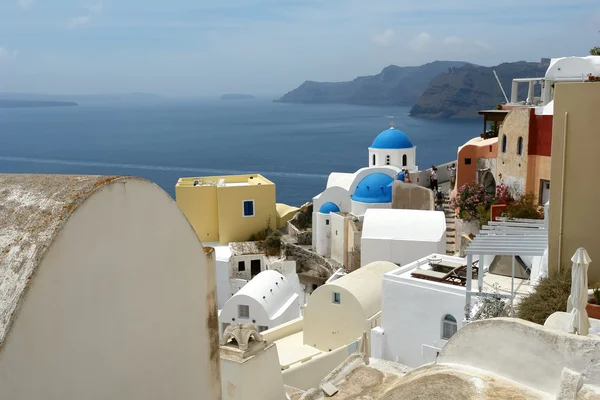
587;285;600;320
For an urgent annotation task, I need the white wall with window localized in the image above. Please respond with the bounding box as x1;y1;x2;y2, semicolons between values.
230;254;266;281
218;270;300;338
370;254;467;368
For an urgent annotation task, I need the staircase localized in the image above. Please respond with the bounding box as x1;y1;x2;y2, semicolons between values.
443;194;456;256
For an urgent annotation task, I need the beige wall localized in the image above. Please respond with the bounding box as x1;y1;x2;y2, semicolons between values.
303;286;365;352
0;179;221;400
496;108;530;193
391;181;433;210
526;154;552;202
221;343;285;400
281;344;350;391
549;82;600;283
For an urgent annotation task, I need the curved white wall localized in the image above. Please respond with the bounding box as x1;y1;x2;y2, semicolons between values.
368;147;417;171
0;179;221;400
312;186;351;214
351;200;391;216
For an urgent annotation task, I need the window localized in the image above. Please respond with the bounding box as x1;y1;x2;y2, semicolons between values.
402;154;407;167
385;155;391;165
242;200;255;217
442;314;457;340
502;135;507;153
312;284;318;291
258;325;269;332
325;219;329;225
372;154;376;166
464;158;472;165
517;136;523;155
333;292;341;304
238;261;245;272
238;305;250;319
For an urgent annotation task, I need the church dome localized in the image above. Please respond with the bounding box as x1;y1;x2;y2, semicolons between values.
319;202;340;214
371;128;413;149
351;173;394;203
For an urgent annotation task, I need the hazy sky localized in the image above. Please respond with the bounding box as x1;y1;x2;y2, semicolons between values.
1;0;599;96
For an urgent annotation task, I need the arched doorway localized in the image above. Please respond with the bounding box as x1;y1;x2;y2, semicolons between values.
482;171;496;196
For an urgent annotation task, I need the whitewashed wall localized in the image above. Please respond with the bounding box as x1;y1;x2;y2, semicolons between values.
361;236;446;267
330;213;347;266
368;147;417;171
314;212;332;256
375;261;466;368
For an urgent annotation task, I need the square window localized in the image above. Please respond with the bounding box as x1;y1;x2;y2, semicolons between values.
465;158;472;165
326;219;330;225
238;261;245;272
242;200;255;217
333;292;341;304
258;325;269;332
238;304;250;319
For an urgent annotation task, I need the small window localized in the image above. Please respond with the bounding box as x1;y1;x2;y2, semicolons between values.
242;200;255;217
517;136;523;155
333;292;341;304
502;135;507;153
258;325;269;332
402;154;407;167
372;154;376;166
238;305;250;319
464;158;472;165
442;314;457;340
325;219;329;226
238;261;245;272
385;155;391;165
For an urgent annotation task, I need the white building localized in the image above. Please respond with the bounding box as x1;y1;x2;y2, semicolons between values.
371;252;536;368
312;125;419;260
361;208;446;266
219;270;299;336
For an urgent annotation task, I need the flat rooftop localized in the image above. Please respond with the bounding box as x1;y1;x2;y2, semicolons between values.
176;174;274;188
388;254;533;298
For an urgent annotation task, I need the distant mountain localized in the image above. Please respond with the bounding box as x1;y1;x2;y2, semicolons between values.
0;92;163;104
221;94;256;100
276;61;468;106
410;60;550;119
0;99;77;108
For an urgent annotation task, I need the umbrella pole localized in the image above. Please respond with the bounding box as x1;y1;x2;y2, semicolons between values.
511;255;515;317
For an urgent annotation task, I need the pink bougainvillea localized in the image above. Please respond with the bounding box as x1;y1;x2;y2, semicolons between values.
450;182;494;221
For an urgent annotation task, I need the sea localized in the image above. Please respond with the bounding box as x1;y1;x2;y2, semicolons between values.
0;99;481;206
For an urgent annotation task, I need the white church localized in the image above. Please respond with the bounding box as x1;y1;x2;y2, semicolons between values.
311;125;445;267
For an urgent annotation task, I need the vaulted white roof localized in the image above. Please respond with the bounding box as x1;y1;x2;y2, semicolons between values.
234;270;297;319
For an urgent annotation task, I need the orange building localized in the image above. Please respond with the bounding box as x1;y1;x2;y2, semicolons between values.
455;137;498;194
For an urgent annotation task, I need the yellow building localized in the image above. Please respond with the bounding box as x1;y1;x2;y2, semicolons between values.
549;81;600;283
176;174;277;244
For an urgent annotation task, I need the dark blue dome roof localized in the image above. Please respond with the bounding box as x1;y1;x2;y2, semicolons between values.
371;128;413;149
319;202;340;214
351;173;394;203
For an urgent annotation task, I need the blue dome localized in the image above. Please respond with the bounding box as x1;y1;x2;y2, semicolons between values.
371;128;413;149
351;173;394;203
319;202;340;214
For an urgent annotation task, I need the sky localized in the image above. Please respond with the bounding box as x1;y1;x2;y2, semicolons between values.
0;0;599;96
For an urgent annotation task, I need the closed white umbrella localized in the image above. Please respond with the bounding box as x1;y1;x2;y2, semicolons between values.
566;248;591;335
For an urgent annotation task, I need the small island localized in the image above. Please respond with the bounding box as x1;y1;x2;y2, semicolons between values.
220;94;256;100
0;100;78;109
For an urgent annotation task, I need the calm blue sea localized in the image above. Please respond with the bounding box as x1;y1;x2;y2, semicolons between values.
0;99;480;206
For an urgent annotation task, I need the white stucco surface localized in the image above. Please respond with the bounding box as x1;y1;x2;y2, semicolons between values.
219;270;299;334
361;209;446;266
0;176;221;400
374;255;468;368
438;318;600;397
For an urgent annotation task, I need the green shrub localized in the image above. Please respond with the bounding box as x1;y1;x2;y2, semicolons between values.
517;268;571;325
262;231;282;256
505;193;544;220
295;204;313;230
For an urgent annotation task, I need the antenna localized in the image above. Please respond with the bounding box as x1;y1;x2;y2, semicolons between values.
493;70;509;104
386;115;396;128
